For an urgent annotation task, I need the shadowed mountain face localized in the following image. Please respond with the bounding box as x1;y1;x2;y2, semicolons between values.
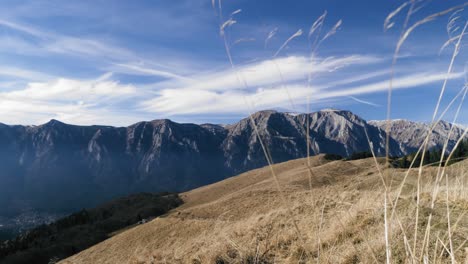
0;109;456;219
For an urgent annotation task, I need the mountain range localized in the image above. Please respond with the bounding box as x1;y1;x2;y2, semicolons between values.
0;109;464;219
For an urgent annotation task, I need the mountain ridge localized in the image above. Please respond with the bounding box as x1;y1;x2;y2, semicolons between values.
0;109;464;223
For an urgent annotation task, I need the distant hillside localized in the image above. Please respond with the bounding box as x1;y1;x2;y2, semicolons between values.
0;110;462;220
0;193;182;264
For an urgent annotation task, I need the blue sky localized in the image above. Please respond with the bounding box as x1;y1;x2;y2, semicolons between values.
0;0;466;126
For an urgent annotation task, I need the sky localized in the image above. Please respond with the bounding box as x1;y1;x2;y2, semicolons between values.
0;0;467;126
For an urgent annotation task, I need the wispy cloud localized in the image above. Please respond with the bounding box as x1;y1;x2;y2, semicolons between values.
149;55;382;91
0;19;45;38
111;63;192;81
140;67;463;115
326;69;391;87
137;54;383;115
347;96;381;107
0;18;132;60
318;72;464;99
0;18;190;81
0;66;53;81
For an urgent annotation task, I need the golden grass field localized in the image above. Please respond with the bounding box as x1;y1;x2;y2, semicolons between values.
60;155;468;263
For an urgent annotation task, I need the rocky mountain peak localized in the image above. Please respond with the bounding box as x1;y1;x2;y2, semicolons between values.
149;119;173;126
318;109;366;124
43;119;67;127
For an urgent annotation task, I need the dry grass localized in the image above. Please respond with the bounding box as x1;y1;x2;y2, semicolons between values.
59;156;468;263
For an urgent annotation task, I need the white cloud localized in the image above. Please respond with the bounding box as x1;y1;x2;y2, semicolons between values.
3;73;136;101
0;74;140;125
141;85;313;115
0;99;147;126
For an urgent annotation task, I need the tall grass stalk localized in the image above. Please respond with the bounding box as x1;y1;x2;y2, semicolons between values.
214;0;307;247
445;171;455;263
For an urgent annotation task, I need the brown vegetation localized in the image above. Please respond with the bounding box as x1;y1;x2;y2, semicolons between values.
61;155;468;263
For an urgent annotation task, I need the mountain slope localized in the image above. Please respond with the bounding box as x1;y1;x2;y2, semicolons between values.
60;156;468;263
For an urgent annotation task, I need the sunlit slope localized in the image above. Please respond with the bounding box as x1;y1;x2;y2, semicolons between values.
61;156;468;263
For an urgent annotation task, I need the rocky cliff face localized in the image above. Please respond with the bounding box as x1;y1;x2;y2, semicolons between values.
368;119;465;154
295;109;402;157
0;110;460;216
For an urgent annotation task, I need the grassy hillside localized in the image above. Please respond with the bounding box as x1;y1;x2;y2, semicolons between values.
60;155;468;263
